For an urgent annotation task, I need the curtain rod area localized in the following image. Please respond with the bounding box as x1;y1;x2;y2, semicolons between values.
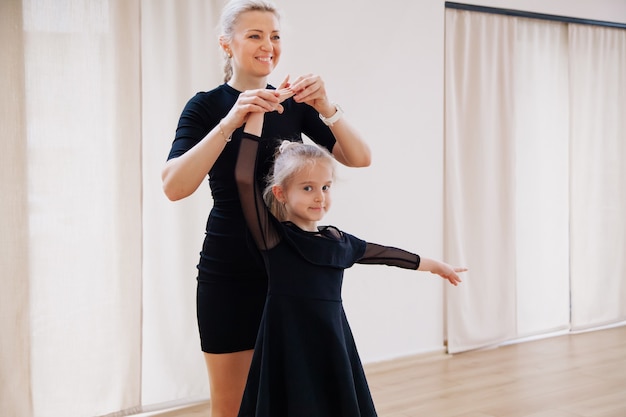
445;2;626;29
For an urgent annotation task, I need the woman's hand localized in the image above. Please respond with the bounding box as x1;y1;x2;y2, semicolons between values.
222;75;295;131
287;73;371;168
221;88;282;131
290;73;336;117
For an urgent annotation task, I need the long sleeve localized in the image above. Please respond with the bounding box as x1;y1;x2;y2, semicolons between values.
356;242;421;270
235;133;281;251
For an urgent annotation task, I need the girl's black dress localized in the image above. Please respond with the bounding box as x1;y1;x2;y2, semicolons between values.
167;83;336;353
235;133;422;417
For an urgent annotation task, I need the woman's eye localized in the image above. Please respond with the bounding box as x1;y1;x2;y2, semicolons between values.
272;35;281;40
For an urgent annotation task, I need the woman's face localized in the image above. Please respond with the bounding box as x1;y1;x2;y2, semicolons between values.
228;10;281;79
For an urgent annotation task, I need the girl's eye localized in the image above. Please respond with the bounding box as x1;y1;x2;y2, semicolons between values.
303;186;313;191
322;185;330;191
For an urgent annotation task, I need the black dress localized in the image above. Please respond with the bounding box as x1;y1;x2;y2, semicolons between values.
235;133;422;417
167;83;336;353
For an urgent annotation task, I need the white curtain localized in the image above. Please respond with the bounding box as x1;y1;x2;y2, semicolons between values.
2;0;143;416
2;1;224;415
569;23;626;330
1;2;31;416
140;0;221;406
445;9;626;353
444;10;519;352
28;0;143;415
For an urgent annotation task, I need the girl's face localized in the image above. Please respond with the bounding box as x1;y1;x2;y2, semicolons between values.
226;10;281;81
274;161;334;232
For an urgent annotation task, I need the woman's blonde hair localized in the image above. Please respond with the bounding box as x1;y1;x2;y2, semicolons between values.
219;0;281;83
263;141;336;221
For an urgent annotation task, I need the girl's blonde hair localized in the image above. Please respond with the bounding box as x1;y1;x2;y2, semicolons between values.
263;141;336;221
219;0;281;83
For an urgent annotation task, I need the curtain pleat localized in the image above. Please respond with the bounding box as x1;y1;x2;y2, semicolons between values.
15;1;143;416
444;10;518;353
511;19;571;338
0;2;33;416
139;0;221;405
569;24;626;330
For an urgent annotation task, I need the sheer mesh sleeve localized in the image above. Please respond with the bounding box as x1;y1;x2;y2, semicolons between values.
357;242;421;270
235;133;281;251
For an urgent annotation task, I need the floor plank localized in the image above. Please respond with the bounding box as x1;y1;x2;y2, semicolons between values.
135;326;626;417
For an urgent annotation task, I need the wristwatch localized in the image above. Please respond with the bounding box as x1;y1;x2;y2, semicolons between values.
319;103;344;126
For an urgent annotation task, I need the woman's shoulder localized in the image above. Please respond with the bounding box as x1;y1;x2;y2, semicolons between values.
179;84;239;119
188;83;239;103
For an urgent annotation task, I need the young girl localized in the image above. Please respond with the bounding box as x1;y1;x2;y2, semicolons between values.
234;108;466;417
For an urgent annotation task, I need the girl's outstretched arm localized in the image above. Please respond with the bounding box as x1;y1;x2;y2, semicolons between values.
356;242;466;286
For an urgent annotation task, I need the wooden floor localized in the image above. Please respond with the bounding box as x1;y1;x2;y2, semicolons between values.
143;326;626;417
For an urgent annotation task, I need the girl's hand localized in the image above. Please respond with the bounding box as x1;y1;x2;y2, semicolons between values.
222;88;284;129
290;73;335;117
434;265;466;286
420;258;467;286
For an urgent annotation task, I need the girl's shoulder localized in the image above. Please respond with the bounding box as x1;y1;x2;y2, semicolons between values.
318;225;343;240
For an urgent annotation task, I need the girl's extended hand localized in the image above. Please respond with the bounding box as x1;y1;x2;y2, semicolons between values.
434;265;467;286
419;258;467;286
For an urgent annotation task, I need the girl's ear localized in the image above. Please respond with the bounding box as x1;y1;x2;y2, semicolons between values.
272;185;285;203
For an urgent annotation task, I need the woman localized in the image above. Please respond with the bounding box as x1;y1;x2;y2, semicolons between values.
161;1;371;416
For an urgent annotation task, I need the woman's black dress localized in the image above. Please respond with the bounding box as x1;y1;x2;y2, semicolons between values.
167;83;336;353
235;133;422;417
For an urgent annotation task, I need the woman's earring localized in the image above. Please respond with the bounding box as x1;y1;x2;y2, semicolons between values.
226;50;232;58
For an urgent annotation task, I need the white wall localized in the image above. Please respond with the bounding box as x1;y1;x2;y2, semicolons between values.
271;0;626;363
